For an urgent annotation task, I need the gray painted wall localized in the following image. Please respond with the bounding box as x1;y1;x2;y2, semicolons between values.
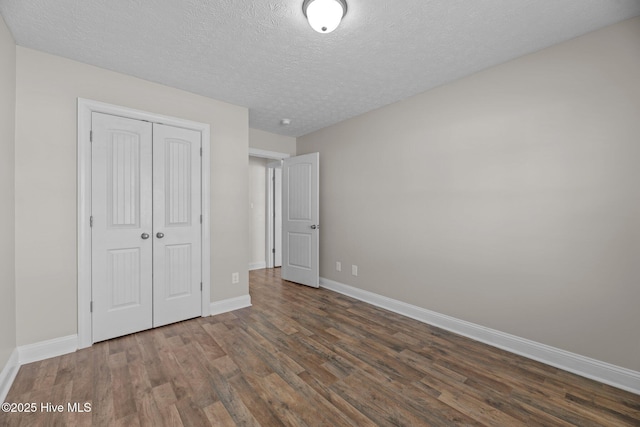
14;47;250;346
298;18;640;371
0;14;16;371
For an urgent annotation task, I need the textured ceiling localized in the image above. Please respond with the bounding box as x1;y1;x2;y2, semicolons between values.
1;1;640;137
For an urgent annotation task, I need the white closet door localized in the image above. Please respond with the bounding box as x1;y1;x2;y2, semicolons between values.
282;152;319;287
152;124;202;327
91;113;153;342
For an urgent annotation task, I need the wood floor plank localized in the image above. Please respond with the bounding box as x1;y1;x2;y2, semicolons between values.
333;371;468;426
511;389;608;427
206;370;262;427
511;399;579;427
113;412;141;427
152;331;192;402
111;363;137;420
6;362;38;398
227;373;285;427
202;401;237;426
203;322;274;379
32;356;60;391
438;389;527;426
134;392;166;427
181;318;227;361
256;372;319;427
171;341;220;408
157;404;183;427
297;370;377;427
134;332;169;389
151;382;177;408
175;397;211;427
243;324;306;375
565;388;640;420
90;342;115;426
1;267;639;427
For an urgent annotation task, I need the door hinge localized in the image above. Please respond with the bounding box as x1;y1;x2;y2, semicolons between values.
200;147;203;156
90;130;93;142
200;282;203;291
90;216;93;227
272;248;275;253
90;301;93;312
200;214;203;224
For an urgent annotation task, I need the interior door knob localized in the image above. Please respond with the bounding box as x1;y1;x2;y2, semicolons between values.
310;225;317;229
156;232;164;239
141;233;150;240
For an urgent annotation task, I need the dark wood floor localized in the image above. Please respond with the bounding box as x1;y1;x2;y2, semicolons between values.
2;268;639;426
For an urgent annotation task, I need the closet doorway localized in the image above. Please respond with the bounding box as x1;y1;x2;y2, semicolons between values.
78;99;211;348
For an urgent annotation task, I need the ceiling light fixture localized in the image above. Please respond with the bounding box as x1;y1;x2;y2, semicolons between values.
302;0;347;34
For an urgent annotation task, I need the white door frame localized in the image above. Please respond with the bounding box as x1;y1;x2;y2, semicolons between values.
266;162;282;268
77;98;211;349
248;148;289;269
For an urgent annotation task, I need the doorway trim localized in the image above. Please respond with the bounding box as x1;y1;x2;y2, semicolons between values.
77;98;211;349
266;162;282;269
248;148;290;268
248;148;290;160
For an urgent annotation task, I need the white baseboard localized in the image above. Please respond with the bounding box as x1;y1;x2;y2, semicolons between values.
320;277;640;395
8;296;253;368
0;349;19;402
210;294;252;316
18;335;78;365
249;262;267;271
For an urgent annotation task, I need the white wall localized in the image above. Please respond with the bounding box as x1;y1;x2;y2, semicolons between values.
249;128;296;156
0;15;16;369
14;47;250;346
298;18;640;372
249;157;268;268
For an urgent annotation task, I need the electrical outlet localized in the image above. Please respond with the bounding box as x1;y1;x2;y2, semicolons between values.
232;272;240;284
351;265;358;276
336;261;342;272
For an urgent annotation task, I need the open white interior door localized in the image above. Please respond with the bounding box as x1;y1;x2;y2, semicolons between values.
282;152;319;287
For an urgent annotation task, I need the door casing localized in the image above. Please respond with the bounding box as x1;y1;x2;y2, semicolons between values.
267;161;283;268
248;148;290;269
77;98;211;349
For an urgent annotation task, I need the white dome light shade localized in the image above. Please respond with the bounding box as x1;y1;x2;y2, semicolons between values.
303;0;347;33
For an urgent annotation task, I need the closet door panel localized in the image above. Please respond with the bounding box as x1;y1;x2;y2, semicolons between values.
152;123;202;327
91;112;153;342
